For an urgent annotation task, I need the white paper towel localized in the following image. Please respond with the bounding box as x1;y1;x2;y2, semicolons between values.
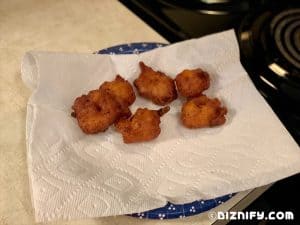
21;30;300;222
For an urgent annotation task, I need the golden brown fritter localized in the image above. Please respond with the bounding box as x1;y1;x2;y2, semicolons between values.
100;75;136;108
175;69;210;98
181;95;227;128
134;62;177;105
115;106;170;143
72;90;122;134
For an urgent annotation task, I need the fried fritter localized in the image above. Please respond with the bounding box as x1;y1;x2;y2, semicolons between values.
72;90;122;134
175;68;210;98
115;106;170;143
134;62;177;105
181;95;227;128
100;75;136;108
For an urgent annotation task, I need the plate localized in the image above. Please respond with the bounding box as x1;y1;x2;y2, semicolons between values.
97;42;234;219
96;42;167;55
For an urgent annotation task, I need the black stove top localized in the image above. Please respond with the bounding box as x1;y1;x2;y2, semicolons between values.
238;6;300;145
120;0;300;223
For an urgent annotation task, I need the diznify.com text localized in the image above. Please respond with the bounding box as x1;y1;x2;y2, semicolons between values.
208;211;294;221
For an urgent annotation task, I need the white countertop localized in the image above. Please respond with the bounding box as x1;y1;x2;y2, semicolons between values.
0;0;270;224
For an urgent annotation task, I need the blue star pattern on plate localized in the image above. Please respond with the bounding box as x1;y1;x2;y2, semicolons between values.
96;42;167;55
96;42;235;219
129;194;234;219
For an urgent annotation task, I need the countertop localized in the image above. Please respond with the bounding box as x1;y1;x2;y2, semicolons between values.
0;0;269;224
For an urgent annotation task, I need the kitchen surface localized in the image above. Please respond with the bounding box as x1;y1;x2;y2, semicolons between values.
0;0;299;225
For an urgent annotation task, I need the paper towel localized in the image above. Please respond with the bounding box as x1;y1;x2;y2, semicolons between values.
21;30;300;222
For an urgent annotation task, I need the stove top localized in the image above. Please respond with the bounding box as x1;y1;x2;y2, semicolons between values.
238;6;300;145
120;0;300;145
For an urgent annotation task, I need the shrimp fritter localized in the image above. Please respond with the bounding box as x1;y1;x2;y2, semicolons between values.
134;62;177;105
175;68;210;98
72;90;122;134
115;106;170;143
181;95;227;128
100;75;136;108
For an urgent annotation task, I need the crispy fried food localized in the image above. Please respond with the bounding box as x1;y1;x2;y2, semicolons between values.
181;95;227;128
72;90;122;134
175;68;210;98
115;106;170;143
99;75;136;108
134;62;177;105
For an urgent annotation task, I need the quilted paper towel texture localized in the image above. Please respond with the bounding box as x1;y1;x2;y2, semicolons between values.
21;30;300;222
